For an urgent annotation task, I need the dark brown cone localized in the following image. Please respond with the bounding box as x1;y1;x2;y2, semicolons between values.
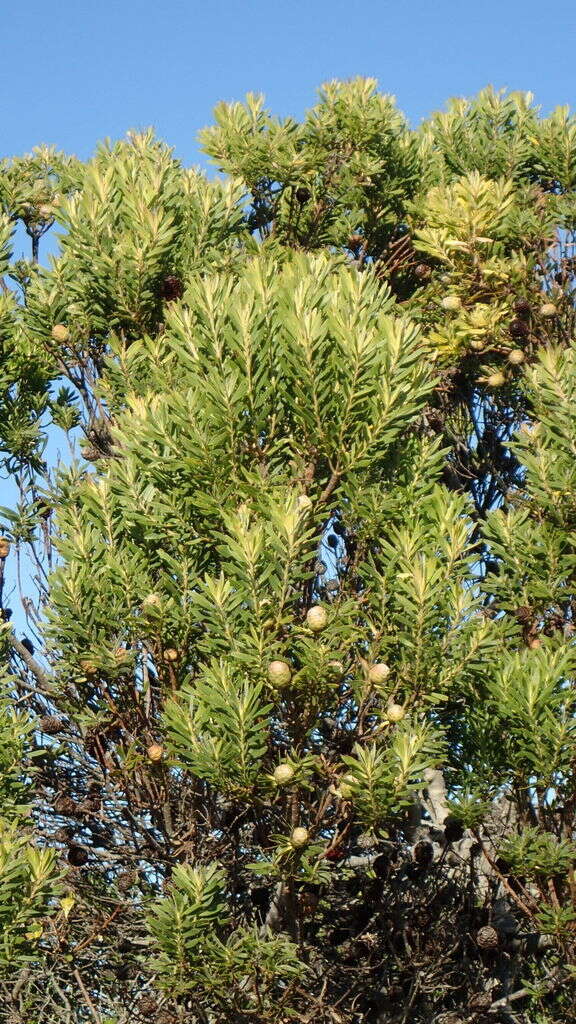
514;298;531;318
348;233;364;252
75;798;100;815
54;827;74;843
476;925;499;949
413;841;434;867
444;816;465;843
156;1012;175;1024
415;263;431;279
67;844;88;867
39;715;64;735
514;605;533;623
82;445;102;462
138;995;159;1016
509;318;529;338
161;275;183;302
117;871;136;892
54;796;78;816
36;499;53;520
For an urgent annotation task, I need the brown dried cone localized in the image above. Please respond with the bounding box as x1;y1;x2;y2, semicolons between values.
475;925;499;950
509;318;529;338
81;444;102;462
0;537;10;559
443;816;465;843
116;871;137;892
54;827;74;843
67;844;89;867
414;262;431;279
138;995;159;1016
413;841;434;867
161;275;183;302
54;795;78;816
514;605;533;624
514;298;531;318
36;499;53;520
74;799;95;816
298;889;319;916
39;715;64;735
85;731;108;759
518;606;541;648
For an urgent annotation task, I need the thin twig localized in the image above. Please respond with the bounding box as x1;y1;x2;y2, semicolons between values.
73;968;102;1024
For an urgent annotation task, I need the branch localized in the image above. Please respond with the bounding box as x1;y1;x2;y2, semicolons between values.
489;967;570;1010
422;767;450;827
5;629;52;691
10;967;31;1002
318;470;341;505
73;969;102;1024
472;829;537;922
261;882;285;934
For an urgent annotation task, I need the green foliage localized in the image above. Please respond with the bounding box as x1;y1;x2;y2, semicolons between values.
200;78;421;251
418;87;541;182
0;823;61;968
341;722;445;829
148;863;305;1009
499;826;576;880
2;80;576;1023
165;663;272;792
0;679;37;821
147;862;229;984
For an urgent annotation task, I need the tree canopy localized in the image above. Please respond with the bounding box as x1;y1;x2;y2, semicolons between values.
1;80;576;1023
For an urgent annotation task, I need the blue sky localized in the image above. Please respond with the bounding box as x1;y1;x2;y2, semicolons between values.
3;0;576;168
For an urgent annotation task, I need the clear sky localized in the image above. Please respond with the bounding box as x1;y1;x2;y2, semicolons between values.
2;0;576;168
